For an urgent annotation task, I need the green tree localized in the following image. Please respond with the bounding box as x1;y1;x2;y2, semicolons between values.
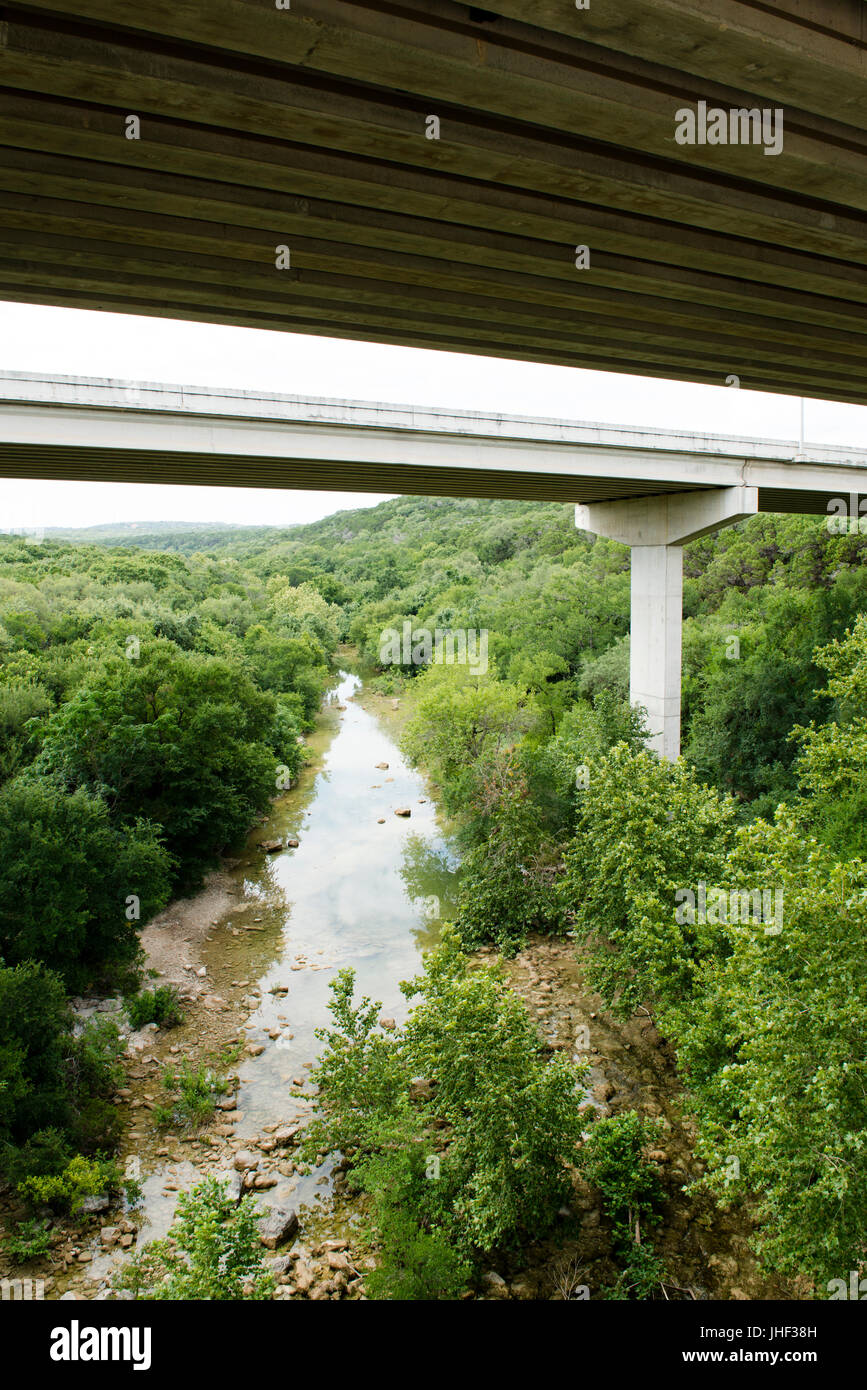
559;745;737;1016
36;643;279;886
115;1178;275;1300
0;777;171;988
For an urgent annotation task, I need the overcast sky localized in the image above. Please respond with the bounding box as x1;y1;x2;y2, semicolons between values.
1;299;866;532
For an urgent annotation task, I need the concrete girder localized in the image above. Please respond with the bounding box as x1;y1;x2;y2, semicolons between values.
4;93;867;288
14;0;867;139
1;20;866;244
5;2;865;207
0;4;865;399
1;234;866;393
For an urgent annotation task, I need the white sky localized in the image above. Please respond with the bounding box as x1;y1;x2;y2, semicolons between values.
1;299;866;532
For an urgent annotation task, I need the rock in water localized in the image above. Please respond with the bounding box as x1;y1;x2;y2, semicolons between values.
259;1206;300;1249
261;840;282;854
394;807;411;817
80;1195;110;1215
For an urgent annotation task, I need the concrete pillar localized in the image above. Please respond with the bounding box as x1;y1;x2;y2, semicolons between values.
575;487;758;759
630;543;683;759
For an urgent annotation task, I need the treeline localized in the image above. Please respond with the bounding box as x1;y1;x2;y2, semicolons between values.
0;534;340;1188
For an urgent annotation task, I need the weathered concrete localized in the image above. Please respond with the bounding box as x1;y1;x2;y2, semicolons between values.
0;3;866;400
577;489;759;758
1;374;866;513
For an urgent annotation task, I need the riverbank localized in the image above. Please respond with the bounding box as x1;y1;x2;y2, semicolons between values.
0;661;795;1302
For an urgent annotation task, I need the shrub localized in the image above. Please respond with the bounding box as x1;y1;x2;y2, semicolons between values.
4;1217;52;1264
672;811;867;1286
126;986;183;1031
0;777;171;990
579;1111;665;1243
559;744;737;1016
306;928;587;1283
580;1111;668;1300
454;751;564;955
155;1063;226;1131
18;1153;123;1215
0;962;72;1156
364;1198;471;1301
114;1178;274;1300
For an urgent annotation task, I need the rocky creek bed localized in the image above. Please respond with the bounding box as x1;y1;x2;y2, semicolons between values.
0;667;795;1302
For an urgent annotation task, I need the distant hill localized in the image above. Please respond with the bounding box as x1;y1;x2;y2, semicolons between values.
42;520;295;552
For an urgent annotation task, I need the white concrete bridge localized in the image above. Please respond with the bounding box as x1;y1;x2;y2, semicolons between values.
2;370;866;759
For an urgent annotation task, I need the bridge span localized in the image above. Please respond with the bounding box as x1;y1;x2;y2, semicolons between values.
2;370;866;758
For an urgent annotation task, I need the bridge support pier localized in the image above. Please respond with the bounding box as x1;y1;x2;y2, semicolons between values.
576;487;758;760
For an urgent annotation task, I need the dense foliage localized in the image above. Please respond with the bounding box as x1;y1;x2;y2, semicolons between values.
115;1178;275;1300
0;532;338;1186
304;928;587;1295
4;493;867;1292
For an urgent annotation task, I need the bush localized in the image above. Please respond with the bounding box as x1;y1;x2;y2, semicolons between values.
580;1111;667;1300
18;1153;123;1215
126;986;183;1031
36;643;284;889
364;1199;471;1301
579;1112;665;1243
454;751;564;955
559;744;737;1016
305;928;587;1281
672;810;867;1286
4;1217;52;1264
0;962;72;1155
154;1063;226;1131
114;1178;274;1300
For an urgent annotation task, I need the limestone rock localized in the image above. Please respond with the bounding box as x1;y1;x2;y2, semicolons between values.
259;1206;300;1250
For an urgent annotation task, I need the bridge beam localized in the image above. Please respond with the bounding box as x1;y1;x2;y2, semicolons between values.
576;486;758;759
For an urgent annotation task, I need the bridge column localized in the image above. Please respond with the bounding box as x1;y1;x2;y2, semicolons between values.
576;487;758;760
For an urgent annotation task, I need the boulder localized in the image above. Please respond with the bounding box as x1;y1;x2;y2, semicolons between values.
261;840;282;854
394;807;411;817
80;1194;110;1215
374;762;389;770
378;1016;396;1031
481;1270;508;1299
259;1206;300;1250
273;1125;300;1146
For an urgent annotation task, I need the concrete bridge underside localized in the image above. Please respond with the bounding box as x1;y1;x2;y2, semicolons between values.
0;1;866;403
3;371;867;760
